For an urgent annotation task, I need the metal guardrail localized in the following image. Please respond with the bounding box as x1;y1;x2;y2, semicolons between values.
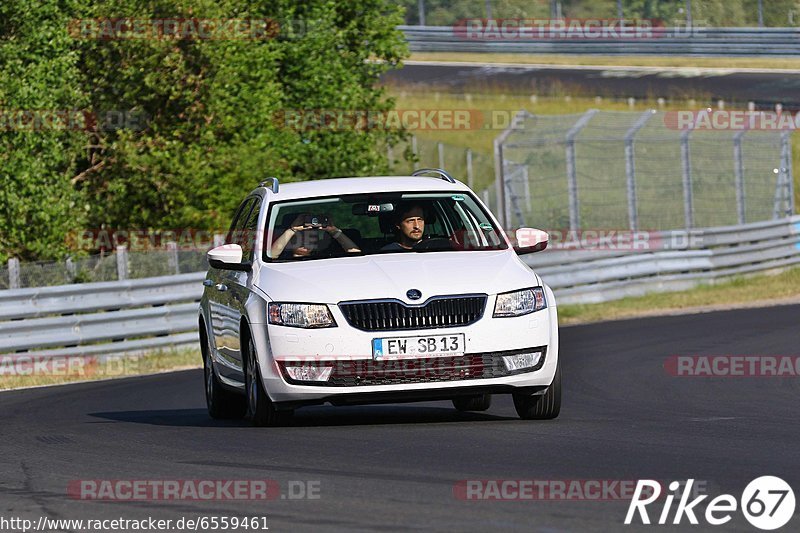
0;272;204;359
1;216;797;357
400;26;800;56
526;215;800;304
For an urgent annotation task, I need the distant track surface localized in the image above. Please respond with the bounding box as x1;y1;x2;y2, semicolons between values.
383;61;800;108
1;305;799;531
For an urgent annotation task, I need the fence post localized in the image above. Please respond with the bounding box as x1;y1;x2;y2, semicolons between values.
522;166;531;210
624;110;655;231
775;131;794;218
411;135;419;170
786;132;795;215
680;127;695;230
116;245;129;281
565;109;598;232
66;257;76;281
386;144;394;169
494;138;506;226
167;241;179;275
733;129;748;224
466;148;474;189
8;258;20;289
437;142;445;169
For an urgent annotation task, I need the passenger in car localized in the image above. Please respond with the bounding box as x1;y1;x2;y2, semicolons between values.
271;214;360;258
380;204;426;252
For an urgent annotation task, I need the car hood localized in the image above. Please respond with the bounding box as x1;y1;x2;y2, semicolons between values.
257;250;539;304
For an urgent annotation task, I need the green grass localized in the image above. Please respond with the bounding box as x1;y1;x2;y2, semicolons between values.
558;267;800;325
0;348;200;391
409;52;800;71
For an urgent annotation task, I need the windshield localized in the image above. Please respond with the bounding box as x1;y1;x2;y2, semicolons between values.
264;192;508;262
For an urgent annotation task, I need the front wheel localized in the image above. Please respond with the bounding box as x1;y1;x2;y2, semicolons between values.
513;362;561;420
245;335;293;427
452;394;492;412
202;328;246;419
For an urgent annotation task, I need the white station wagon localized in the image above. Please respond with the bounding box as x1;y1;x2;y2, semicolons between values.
199;169;560;426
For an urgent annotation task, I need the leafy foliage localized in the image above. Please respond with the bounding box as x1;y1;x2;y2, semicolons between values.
0;0;408;261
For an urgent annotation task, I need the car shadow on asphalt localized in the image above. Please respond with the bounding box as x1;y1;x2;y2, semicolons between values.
88;404;517;427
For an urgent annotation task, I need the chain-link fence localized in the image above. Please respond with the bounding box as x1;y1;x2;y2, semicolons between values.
386;135;495;191
498;110;794;231
2;248;210;290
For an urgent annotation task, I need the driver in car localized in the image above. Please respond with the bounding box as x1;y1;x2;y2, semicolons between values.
381;204;425;252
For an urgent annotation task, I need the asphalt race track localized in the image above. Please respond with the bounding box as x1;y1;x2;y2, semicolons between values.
1;305;798;532
383;62;800;108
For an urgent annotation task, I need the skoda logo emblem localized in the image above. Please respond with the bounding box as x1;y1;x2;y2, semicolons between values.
406;289;422;300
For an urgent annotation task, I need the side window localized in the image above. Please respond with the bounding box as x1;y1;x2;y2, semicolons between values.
226;199;253;245
240;198;261;261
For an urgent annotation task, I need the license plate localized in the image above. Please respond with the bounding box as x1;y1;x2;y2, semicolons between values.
372;334;465;359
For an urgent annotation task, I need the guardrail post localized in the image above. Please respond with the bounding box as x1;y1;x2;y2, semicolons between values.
466;148;474;189
624;110;655;231
733;129;748;224
681;126;695;230
411;135;419;170
167;241;179;275
565;109;598;231
116;245;129;281
437;142;445;169
8;258;20;289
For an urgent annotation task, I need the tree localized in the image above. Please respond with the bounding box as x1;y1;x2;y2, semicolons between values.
0;0;408;261
0;0;88;262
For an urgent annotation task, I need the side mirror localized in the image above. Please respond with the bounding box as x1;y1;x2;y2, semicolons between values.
513;228;548;255
208;244;251;272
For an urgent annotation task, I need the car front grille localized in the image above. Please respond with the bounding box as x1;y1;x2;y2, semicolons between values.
278;347;547;387
338;295;487;331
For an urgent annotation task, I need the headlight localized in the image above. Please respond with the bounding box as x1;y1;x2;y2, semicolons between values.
493;287;546;317
268;303;337;328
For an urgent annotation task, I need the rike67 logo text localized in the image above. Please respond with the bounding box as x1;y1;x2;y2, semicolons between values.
625;477;795;530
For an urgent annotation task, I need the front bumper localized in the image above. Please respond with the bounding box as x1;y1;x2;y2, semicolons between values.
250;292;559;404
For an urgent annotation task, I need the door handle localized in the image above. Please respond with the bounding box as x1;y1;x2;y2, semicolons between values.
214;283;228;292
203;280;214;287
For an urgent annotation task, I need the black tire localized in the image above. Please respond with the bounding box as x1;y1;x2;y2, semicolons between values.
201;327;246;420
244;334;293;427
513;362;561;420
452;394;492;412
